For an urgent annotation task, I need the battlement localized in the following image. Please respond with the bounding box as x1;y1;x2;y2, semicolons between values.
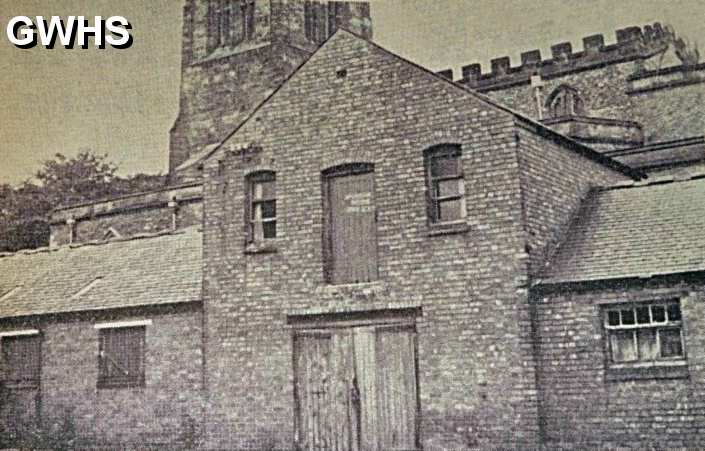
443;23;670;91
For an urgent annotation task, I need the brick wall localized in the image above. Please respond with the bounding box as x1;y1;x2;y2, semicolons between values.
516;128;630;274
169;0;372;176
532;280;705;448
50;183;203;246
0;304;204;448
200;30;542;449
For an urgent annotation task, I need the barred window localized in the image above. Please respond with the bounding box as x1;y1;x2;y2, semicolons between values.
604;301;685;364
98;326;145;388
546;85;584;118
425;145;467;224
1;334;41;388
247;171;277;241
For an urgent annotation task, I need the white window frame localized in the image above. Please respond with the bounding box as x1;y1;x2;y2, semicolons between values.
603;300;686;366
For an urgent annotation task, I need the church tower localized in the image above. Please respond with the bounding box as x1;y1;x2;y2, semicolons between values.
169;0;373;181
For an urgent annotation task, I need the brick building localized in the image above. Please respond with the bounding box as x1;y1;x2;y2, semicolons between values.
1;2;705;449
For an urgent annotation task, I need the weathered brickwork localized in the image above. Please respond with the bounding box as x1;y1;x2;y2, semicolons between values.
532;280;705;449
50;183;203;246
0;304;204;448
516;128;631;274
170;0;372;178
194;30;640;449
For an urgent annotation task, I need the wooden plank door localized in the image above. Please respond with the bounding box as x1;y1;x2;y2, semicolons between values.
294;325;418;450
374;325;419;450
327;170;378;284
295;330;358;451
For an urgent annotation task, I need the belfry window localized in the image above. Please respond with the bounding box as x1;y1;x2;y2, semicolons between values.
424;145;467;224
207;0;256;52
546;85;584;118
247;171;277;241
304;1;341;44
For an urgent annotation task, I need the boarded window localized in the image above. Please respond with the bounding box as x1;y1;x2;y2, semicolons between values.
324;164;378;284
604;301;685;364
98;326;145;388
2;335;41;388
304;1;340;44
247;171;277;241
425;145;467;224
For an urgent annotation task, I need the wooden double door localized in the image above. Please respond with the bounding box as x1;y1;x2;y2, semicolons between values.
294;324;419;451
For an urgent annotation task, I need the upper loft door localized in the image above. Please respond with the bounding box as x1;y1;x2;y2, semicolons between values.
325;165;378;284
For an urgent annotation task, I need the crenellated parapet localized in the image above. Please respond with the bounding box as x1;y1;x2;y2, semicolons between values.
443;23;671;91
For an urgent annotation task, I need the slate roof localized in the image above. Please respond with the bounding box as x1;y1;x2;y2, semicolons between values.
538;175;705;285
0;227;202;319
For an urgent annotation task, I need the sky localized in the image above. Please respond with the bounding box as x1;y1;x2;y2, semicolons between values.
1;0;703;185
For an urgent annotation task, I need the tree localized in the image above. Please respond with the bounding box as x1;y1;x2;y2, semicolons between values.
0;152;166;252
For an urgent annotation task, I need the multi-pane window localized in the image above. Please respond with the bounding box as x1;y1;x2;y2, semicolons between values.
248;171;277;241
1;334;41;388
304;1;341;44
604;301;685;364
425;145;467;224
98;327;145;388
207;0;256;53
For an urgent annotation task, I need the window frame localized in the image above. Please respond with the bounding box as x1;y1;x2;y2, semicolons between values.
1;332;41;389
207;0;256;53
246;171;277;242
97;325;146;389
602;300;688;381
304;1;340;44
424;144;467;227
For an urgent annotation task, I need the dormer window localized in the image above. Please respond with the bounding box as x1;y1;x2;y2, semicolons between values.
546;85;584;118
207;0;256;53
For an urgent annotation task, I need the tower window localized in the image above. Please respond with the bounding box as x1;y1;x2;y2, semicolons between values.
304;1;341;44
247;171;277;241
546;85;584;118
424;145;467;224
207;0;256;53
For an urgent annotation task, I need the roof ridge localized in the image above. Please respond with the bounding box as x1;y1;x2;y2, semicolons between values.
0;227;201;260
598;171;705;192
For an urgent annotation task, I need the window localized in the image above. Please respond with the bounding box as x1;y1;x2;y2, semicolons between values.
207;0;256;53
98;326;145;388
1;334;41;388
304;1;341;44
546;85;584;118
604;301;685;365
425;145;467;224
248;171;277;241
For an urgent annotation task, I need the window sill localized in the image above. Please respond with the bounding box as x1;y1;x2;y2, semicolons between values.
2;381;39;390
97;379;145;390
427;220;469;237
244;240;279;254
605;360;689;382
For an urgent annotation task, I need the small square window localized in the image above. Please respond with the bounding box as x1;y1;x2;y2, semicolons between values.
98;326;145;388
1;334;41;388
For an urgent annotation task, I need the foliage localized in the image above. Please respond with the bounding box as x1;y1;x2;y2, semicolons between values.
0;151;167;252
